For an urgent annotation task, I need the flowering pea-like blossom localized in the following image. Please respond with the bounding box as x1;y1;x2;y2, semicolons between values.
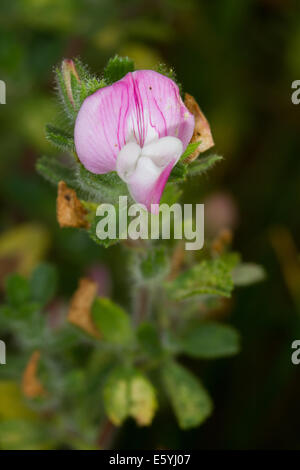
74;70;195;212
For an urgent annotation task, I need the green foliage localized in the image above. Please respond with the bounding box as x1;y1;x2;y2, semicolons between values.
30;263;58;307
45;124;74;152
103;55;135;84
166;257;235;300
5;274;30;307
77;166;130;205
92;297;134;345
180;322;240;359
172;149;223;183
169;161;188;183
161;361;213;429
137;322;163;359
187;154;223;177
36;155;77;187
139;246;169;282
103;366;157;426
0;419;55;450
36;155;130;205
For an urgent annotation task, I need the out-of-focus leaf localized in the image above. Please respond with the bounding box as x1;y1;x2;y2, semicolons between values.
0;224;50;277
220;252;241;270
18;96;58;152
30;263;58;307
0;381;36;420
139;247;168;282
137;322;163;359
0;420;55;450
232;263;266;286
5;274;30;307
181;322;240;359
161;361;213;429
166;258;234;300
103;55;134;84
92;297;133;345
103;367;157;426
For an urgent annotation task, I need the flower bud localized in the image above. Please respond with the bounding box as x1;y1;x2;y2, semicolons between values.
61;59;80;107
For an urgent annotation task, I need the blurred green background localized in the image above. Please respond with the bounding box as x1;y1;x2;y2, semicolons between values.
0;0;300;449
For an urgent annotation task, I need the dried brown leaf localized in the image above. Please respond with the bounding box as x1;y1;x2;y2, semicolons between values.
57;181;89;228
184;93;214;162
68;278;100;338
22;350;46;399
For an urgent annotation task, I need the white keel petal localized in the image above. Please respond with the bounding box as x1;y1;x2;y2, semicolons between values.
141;136;183;168
116;142;141;182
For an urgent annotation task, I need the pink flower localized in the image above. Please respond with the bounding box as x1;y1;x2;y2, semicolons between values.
74;70;194;211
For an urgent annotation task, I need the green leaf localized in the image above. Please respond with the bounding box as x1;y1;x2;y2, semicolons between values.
181;322;240;359
161;361;213;429
79;76;106;102
180;142;202;162
30;263;58;307
103;366;157;426
169;161;187;182
45;124;74;152
160;184;182;205
104;55;134;85
91;297;133;345
36;155;78;188
137;322;163;359
187;154;223;177
37;156;129;205
76;165;130;205
166;258;234;300
232;263;266;286
87;211;120;248
5;274;30;307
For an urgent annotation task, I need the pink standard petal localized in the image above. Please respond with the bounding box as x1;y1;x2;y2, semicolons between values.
132;70;195;149
74;74;136;174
